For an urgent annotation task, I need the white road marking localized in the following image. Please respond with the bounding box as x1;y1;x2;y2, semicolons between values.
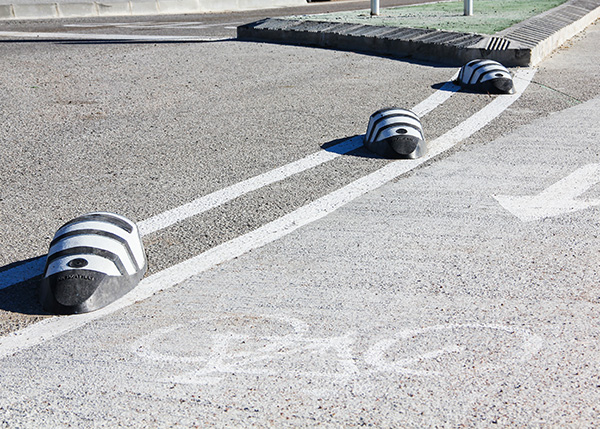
132;314;358;384
0;31;228;42
139;77;460;235
63;22;144;27
132;316;541;385
138;136;364;235
0;79;460;289
63;21;243;30
365;323;543;376
167;332;359;384
0;69;535;360
412;74;459;117
63;22;161;27
494;163;600;222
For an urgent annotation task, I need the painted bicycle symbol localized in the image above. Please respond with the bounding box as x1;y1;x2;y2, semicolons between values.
132;314;542;385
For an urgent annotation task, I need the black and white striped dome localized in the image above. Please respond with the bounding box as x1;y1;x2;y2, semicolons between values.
40;212;147;314
457;59;514;94
364;108;426;159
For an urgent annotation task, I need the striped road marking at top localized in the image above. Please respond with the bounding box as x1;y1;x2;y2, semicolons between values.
0;75;461;290
0;68;535;360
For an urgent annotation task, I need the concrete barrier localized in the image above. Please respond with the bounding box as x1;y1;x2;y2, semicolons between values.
0;0;307;20
237;0;600;67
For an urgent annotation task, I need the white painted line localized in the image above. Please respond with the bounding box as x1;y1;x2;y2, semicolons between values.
412;74;459;117
139;78;460;235
64;21;244;30
365;323;543;376
429;69;536;155
0;78;460;290
0;31;228;41
494;163;600;221
0;69;535;360
138;136;364;235
63;22;155;27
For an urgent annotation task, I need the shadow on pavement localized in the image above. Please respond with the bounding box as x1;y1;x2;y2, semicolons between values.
0;256;49;316
321;135;383;159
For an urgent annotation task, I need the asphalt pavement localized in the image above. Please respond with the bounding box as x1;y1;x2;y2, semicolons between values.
0;0;599;425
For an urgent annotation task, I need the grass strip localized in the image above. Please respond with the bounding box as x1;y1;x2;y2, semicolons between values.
292;0;567;35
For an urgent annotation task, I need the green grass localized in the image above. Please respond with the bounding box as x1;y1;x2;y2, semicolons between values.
292;0;567;35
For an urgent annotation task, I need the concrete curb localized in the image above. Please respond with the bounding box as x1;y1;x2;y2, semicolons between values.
237;0;600;66
0;0;306;20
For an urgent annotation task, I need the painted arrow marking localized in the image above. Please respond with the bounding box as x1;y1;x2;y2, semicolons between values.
494;163;600;222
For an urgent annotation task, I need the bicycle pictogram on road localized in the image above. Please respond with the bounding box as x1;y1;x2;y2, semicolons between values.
132;314;543;385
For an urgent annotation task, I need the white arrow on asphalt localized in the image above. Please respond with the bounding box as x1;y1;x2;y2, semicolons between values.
494;163;600;222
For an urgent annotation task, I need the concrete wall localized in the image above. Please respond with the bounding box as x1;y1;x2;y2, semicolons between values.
0;0;308;20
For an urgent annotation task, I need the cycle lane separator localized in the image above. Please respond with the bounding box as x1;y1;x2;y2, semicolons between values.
0;68;535;360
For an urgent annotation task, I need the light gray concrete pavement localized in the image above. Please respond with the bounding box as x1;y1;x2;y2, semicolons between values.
0;20;599;426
